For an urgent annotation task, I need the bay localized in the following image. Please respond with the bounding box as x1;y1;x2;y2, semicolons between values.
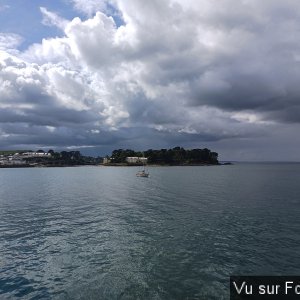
0;164;300;299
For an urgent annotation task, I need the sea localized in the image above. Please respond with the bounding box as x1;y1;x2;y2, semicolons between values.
0;163;300;299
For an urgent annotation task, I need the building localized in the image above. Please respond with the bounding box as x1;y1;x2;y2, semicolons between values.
103;157;111;164
126;157;148;164
21;152;51;158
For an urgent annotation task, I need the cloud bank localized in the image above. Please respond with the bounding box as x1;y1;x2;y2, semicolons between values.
1;0;300;159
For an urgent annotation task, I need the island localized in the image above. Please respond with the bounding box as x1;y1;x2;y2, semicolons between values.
0;147;222;168
104;147;219;166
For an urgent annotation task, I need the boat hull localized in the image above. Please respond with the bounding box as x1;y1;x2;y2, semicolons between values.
136;171;149;177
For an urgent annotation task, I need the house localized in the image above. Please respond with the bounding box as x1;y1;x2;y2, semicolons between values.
21;152;51;158
126;157;148;164
103;157;111;164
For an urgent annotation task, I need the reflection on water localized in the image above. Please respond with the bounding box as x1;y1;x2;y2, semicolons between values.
0;164;300;299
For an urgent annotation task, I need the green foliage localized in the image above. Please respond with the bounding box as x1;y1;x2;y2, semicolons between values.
109;147;219;165
0;150;29;155
111;149;140;163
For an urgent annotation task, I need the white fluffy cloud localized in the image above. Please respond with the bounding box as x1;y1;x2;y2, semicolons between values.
1;0;300;159
40;7;68;30
0;33;23;51
69;0;110;16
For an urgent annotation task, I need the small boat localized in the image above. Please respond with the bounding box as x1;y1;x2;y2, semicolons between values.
136;155;149;177
136;169;149;177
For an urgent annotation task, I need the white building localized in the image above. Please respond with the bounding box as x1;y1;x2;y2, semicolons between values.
126;157;148;164
21;152;51;158
103;157;111;164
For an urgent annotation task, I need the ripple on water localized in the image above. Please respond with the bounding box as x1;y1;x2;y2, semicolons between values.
0;165;300;299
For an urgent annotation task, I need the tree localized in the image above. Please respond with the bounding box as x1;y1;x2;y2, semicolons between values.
48;149;55;155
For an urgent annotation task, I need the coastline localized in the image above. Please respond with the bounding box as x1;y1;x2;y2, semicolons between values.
97;163;222;167
0;163;231;169
0;164;98;169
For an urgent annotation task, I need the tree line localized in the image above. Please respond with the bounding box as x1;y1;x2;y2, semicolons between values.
110;147;219;165
24;150;101;166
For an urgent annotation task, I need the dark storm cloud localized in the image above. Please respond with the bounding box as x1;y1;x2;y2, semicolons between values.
1;0;300;159
0;107;99;127
187;52;300;123
0;125;126;149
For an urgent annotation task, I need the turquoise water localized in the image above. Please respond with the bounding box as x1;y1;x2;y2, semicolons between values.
0;164;300;299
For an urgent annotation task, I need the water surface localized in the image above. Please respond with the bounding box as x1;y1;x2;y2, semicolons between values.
0;164;300;299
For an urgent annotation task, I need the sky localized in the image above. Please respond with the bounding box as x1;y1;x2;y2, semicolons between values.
0;0;300;161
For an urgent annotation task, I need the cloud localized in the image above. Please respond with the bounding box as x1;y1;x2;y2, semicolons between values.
64;12;119;67
69;0;109;16
0;33;23;50
40;7;68;30
1;0;300;159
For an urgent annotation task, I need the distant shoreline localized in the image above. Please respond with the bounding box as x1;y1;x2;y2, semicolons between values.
102;163;223;167
0;162;233;169
0;164;97;169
